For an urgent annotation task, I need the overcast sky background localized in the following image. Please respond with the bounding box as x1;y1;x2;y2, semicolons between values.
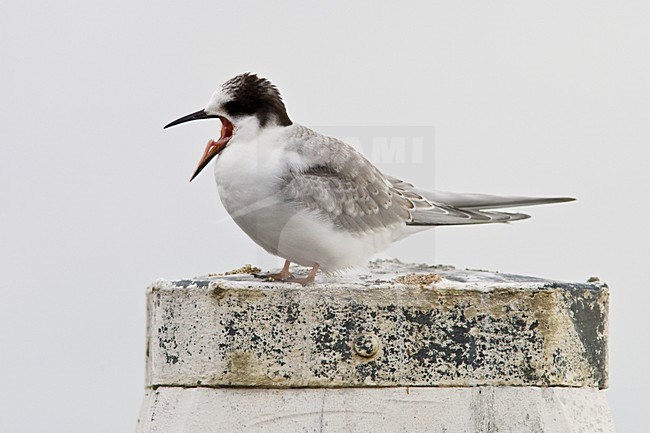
1;1;649;432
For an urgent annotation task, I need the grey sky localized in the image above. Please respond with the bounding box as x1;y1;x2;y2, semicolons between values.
1;1;648;432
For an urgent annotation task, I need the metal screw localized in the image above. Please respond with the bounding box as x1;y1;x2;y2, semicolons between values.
353;333;380;358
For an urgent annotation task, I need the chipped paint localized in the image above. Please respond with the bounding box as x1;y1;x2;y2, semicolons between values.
146;260;608;389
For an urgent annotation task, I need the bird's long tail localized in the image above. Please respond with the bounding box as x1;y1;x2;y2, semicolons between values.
420;190;575;210
387;176;575;226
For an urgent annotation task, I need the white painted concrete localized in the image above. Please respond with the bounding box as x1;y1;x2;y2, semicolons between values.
136;387;615;433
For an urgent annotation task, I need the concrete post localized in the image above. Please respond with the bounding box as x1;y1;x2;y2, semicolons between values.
135;260;614;433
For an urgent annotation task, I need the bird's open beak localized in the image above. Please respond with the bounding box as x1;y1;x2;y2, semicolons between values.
164;109;219;129
164;109;234;181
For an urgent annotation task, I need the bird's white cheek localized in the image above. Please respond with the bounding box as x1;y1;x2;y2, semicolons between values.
204;90;229;116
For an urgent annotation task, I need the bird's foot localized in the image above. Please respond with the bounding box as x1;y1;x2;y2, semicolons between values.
254;261;319;286
286;263;320;286
254;260;294;282
255;271;295;282
285;274;316;286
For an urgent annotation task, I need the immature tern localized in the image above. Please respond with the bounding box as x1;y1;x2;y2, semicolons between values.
165;73;574;285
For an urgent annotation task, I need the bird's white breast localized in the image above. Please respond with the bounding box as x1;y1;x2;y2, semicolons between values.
212;124;406;272
213;125;308;257
214;126;294;211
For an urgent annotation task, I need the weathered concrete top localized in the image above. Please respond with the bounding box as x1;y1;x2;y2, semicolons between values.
146;260;608;389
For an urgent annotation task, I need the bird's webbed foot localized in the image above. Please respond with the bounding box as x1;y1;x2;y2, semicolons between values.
255;271;295;282
254;260;294;282
286;263;320;286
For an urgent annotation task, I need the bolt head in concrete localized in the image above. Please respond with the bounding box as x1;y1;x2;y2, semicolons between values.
353;333;380;358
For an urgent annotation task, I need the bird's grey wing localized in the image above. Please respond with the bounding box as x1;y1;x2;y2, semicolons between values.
281;136;410;233
387;175;575;210
282;165;528;228
282;126;530;228
400;191;531;225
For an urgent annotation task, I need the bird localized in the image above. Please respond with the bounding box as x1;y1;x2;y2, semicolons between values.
164;73;574;285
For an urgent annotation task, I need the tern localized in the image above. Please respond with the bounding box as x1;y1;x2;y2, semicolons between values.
165;73;574;285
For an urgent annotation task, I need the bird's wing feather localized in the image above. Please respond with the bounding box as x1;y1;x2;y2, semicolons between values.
387;175;575;210
281;165;409;233
282;126;532;229
399;190;531;225
282;127;409;232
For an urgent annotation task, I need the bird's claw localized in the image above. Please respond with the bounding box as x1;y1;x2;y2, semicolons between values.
254;272;294;282
285;275;316;286
253;272;315;286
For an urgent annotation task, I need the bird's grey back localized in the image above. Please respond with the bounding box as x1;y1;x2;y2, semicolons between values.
282;125;410;233
280;125;567;231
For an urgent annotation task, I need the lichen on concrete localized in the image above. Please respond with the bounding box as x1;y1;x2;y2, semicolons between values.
146;260;608;389
206;264;262;277
394;272;442;285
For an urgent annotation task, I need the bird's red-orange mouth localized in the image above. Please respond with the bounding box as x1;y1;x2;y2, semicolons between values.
190;117;234;181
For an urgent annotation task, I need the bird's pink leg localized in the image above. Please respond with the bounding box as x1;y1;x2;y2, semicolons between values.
289;263;320;286
258;260;293;282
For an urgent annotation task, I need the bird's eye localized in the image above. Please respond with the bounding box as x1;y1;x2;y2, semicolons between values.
224;100;247;117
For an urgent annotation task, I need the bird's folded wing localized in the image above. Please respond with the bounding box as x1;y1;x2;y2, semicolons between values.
387;175;574;210
281;165;529;229
401;193;531;225
280;164;410;233
283;126;532;229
